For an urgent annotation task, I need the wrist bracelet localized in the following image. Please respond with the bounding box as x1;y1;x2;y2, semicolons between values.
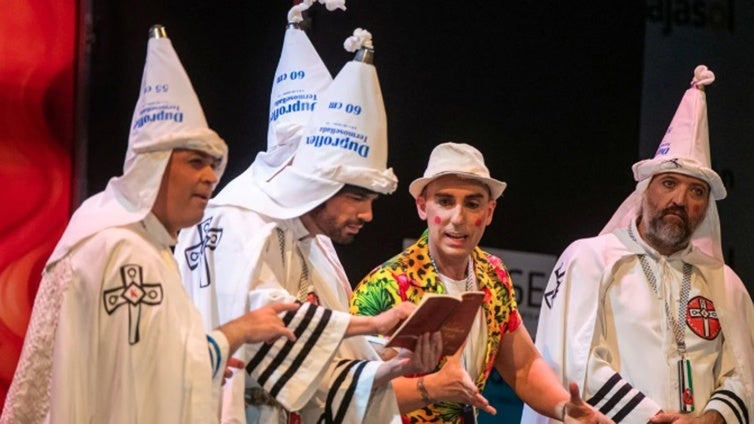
417;376;434;405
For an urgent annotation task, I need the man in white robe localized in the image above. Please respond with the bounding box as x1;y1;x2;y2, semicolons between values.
521;66;754;424
176;28;440;424
0;26;299;424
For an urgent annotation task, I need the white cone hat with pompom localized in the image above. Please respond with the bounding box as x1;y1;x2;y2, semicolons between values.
632;65;726;200
213;1;348;209
250;28;398;219
601;64;725;261
253;0;345;181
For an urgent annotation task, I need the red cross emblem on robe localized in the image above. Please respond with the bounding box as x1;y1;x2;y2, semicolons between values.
685;296;720;340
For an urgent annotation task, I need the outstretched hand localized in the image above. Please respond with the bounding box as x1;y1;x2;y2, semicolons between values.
245;302;300;344
220;302;300;353
424;346;496;415
649;410;725;423
562;381;615;423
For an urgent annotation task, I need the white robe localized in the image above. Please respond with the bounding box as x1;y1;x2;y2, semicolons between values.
175;203;401;424
521;224;753;424
1;213;230;424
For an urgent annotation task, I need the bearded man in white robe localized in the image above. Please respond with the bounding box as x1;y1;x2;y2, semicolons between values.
177;27;441;424
522;66;753;424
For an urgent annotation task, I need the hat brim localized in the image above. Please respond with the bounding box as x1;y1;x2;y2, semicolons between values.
255;166;344;219
632;158;726;200
408;171;506;200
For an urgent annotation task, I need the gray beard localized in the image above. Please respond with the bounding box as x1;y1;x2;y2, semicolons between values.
643;214;692;254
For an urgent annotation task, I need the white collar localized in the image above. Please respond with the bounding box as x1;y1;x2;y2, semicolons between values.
277;216;312;242
142;212;177;248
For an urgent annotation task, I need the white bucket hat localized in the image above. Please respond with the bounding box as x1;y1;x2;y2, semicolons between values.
250;28;398;219
47;25;227;265
409;142;506;200
601;65;725;261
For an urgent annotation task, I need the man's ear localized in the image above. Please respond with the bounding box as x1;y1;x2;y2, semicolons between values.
416;196;428;221
485;199;497;226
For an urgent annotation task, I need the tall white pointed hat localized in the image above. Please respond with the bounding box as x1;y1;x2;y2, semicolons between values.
601;64;725;261
123;25;227;172
250;28;398;219
256;0;344;179
213;1;346;208
632;64;726;200
47;25;227;265
270;0;348;149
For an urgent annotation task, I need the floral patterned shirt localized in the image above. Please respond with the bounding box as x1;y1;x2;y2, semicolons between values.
350;231;522;423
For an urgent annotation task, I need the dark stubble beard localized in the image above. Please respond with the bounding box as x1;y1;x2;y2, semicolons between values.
641;205;704;254
309;206;359;245
328;228;356;245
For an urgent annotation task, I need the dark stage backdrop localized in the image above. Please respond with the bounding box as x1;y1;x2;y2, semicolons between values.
86;2;645;286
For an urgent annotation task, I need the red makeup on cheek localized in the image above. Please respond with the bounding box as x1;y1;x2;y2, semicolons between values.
475;218;482;227
433;216;441;224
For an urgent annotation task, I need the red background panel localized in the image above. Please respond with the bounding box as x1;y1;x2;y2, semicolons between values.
0;0;77;410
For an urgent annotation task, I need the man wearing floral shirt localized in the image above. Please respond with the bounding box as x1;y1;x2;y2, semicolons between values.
351;142;612;424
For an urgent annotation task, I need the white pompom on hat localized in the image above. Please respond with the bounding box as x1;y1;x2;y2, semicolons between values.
409;142;506;199
632;65;726;200
48;25;227;265
253;28;398;219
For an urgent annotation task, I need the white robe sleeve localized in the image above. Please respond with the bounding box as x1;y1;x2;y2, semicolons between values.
305;335;400;424
315;358;381;423
703;267;753;424
583;341;662;423
243;294;349;411
207;328;231;417
0;257;75;424
703;336;750;424
211;286;350;423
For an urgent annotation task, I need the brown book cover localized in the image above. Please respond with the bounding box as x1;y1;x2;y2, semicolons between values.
386;291;484;356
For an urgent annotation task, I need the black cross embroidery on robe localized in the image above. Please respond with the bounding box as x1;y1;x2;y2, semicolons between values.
184;216;223;288
544;263;565;309
103;264;164;345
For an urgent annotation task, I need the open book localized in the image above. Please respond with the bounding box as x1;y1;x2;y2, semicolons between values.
385;291;484;356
